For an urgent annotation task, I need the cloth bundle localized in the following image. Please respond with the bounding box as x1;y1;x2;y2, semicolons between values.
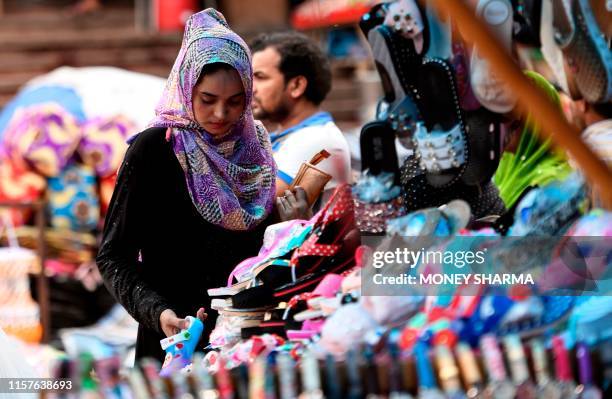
47;164;100;232
0;102;137;228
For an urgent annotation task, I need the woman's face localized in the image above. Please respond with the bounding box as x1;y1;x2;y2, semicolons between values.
192;67;245;136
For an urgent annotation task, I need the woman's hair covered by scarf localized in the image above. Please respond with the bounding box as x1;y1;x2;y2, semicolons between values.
149;9;277;231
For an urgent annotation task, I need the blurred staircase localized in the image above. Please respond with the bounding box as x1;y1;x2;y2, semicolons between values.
0;0;181;109
323;61;365;124
0;0;363;125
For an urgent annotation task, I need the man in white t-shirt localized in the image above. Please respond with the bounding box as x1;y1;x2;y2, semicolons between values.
250;32;352;200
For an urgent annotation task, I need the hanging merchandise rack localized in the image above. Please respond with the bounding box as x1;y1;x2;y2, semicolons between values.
428;0;612;208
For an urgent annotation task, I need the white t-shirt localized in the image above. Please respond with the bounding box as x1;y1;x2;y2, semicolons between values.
273;120;352;189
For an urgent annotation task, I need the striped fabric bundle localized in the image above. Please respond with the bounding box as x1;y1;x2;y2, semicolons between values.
2;103;81;177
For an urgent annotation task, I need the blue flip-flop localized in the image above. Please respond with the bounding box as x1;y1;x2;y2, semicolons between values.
553;0;612;103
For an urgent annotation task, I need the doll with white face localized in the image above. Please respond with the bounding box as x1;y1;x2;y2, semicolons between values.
383;0;425;52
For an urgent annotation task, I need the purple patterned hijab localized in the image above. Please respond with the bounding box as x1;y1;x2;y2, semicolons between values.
150;9;276;231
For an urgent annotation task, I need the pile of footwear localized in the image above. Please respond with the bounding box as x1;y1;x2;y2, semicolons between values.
206;185;360;350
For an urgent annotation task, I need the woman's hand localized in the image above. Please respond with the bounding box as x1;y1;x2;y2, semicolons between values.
276;187;312;221
159;307;208;338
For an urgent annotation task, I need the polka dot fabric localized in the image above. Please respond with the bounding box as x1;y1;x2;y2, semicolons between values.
290;184;355;270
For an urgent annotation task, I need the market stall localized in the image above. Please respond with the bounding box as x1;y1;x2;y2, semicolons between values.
0;67;162;371
1;0;611;397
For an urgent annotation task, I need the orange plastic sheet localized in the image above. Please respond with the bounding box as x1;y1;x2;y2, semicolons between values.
291;0;383;29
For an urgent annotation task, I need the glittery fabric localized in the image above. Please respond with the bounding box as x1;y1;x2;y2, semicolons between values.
352;173;406;234
354;197;407;234
149;8;276;231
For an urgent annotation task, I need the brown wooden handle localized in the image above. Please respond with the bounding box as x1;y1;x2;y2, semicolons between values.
308;149;331;166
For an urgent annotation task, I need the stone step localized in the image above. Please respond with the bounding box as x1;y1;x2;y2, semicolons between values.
0;46;179;74
0;8;135;32
1;82;361;121
0;71;45;95
0;94;15;109
0;60;171;92
321;97;362;122
0;52;64;74
0;28;181;52
327;80;361;100
0;5;361;123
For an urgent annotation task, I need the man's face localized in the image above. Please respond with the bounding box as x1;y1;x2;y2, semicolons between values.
252;46;292;122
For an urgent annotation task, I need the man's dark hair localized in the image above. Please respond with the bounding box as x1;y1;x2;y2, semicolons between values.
591;102;612;120
251;31;332;105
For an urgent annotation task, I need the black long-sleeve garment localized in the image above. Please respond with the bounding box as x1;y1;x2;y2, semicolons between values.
96;127;270;361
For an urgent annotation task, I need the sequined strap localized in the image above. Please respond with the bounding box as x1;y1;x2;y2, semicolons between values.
414;122;466;172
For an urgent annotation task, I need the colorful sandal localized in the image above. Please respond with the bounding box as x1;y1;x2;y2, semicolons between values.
470;0;517;113
274;228;360;301
552;0;612;104
287;273;343;324
231;185;357;309
460;107;502;186
358;2;387;39
159;316;204;377
511;0;542;46
208;219;312;297
363;1;426;109
289;184;356;275
413;58;468;188
359;120;400;180
227;220;312;285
